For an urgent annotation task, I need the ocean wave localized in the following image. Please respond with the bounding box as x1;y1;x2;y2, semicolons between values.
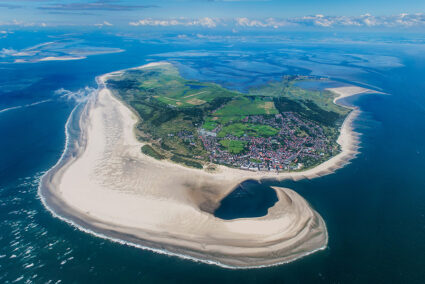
0;99;51;114
54;87;96;103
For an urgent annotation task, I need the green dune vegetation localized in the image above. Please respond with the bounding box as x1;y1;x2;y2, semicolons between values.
106;63;350;170
141;145;165;160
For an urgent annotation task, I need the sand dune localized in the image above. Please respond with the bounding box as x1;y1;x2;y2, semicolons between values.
39;63;379;268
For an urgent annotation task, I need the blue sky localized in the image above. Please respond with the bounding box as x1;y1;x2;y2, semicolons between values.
0;0;424;29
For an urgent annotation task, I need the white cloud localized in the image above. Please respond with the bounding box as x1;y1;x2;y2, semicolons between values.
94;21;113;27
129;17;218;28
128;14;425;29
0;19;47;27
0;48;18;57
194;17;217;28
129;19;180;26
236;17;266;27
236;17;291;28
287;13;425;28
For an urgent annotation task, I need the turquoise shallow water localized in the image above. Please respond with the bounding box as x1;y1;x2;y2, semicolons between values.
1;30;425;283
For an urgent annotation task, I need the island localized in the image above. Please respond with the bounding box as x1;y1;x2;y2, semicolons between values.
39;62;377;268
106;63;349;172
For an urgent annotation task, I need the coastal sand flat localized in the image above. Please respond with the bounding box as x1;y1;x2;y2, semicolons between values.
327;86;385;104
40;63;379;268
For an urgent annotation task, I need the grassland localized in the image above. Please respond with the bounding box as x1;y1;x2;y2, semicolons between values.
219;140;247;154
111;64;240;108
212;96;278;124
202;120;218;131
106;63;349;170
106;64;235;161
218;123;279;138
249;78;350;126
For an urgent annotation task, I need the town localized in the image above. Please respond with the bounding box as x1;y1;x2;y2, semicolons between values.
107;63;347;172
178;112;339;172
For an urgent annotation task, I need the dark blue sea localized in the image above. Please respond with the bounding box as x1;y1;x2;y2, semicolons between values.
1;29;425;283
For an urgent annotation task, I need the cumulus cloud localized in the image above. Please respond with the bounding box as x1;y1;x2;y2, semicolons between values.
129;19;182;27
0;48;18;57
286;13;425;28
129;14;425;29
0;31;9;36
236;17;292;28
235;14;425;28
129;17;219;28
236;17;267;27
94;21;113;27
194;17;218;28
0;19;47;27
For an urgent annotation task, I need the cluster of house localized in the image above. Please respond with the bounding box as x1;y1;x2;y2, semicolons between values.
195;112;336;172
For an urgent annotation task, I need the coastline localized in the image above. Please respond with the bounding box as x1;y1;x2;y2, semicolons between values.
96;62;367;182
38;62;377;268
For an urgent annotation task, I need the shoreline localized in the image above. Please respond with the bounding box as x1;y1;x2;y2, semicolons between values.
38;62;377;268
97;62;366;181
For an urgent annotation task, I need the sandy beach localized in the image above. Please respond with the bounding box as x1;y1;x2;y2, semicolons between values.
39;62;378;268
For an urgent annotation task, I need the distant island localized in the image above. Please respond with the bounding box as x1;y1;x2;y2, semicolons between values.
39;62;378;268
106;63;350;172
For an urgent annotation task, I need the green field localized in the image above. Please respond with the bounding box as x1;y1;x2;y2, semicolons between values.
218;123;279;138
202;120;218;131
249;79;350;126
219;140;247;154
107;63;240;108
106;63;349;169
213;96;278;123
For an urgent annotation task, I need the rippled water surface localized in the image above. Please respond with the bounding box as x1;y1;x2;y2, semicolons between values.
1;31;425;283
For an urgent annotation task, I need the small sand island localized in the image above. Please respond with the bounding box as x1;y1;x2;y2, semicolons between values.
40;62;380;268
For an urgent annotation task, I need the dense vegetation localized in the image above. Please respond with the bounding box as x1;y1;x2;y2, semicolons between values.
170;155;203;169
273;97;342;126
141;145;165;160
